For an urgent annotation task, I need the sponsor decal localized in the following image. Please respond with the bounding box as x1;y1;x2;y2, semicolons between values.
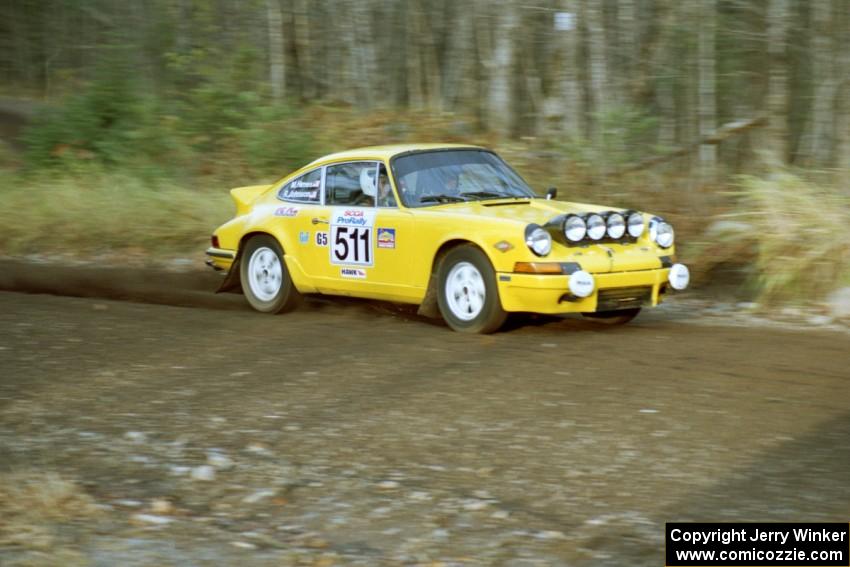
315;231;328;246
274;206;299;217
332;207;376;228
291;180;320;189
282;189;318;200
376;227;396;249
340;268;367;279
298;231;309;244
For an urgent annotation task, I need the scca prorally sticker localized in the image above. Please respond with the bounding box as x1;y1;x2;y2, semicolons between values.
274;206;299;217
376;227;395;249
298;231;309;244
315;231;328;247
330;208;376;266
340;268;366;279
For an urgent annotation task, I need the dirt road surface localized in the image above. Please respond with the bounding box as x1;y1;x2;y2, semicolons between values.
1;279;848;566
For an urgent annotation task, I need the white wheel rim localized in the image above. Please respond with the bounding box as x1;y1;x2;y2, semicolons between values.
445;261;486;321
247;247;283;302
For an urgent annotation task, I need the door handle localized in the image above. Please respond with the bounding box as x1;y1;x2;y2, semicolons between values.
311;217;328;225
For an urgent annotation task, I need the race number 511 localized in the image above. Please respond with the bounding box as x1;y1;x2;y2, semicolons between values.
331;226;372;266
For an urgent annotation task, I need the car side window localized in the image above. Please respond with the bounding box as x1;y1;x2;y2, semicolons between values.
278;168;322;204
376;164;397;208
326;162;378;207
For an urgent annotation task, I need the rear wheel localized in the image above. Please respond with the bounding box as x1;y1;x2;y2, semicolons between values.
581;308;641;325
437;245;507;333
240;235;301;313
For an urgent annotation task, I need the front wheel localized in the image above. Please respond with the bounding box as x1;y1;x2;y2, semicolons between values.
437;245;507;333
240;235;301;313
581;308;641;326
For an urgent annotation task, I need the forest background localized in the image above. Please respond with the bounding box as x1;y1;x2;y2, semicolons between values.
1;0;848;305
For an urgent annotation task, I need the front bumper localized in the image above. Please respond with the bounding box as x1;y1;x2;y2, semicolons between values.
496;267;677;314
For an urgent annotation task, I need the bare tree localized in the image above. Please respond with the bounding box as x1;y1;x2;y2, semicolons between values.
698;0;717;178
837;1;850;172
487;0;518;137
585;0;608;143
800;0;835;166
266;0;285;102
763;0;790;166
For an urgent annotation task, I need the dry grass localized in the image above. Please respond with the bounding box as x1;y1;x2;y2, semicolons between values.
689;172;850;303
0;168;232;257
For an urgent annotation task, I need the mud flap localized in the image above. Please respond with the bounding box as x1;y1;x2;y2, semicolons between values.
216;250;243;294
416;258;442;319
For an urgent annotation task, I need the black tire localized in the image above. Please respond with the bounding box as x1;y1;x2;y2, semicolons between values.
581;308;641;326
437;245;507;333
239;235;301;314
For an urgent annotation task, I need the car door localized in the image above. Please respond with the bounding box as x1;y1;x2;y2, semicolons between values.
318;161;415;301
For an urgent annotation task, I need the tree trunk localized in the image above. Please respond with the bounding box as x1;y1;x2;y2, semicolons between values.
698;0;717;179
352;1;376;109
617;0;637;106
442;2;473;111
487;0;517;137
266;0;285;102
800;0;835;166
763;0;790;167
585;0;608;143
545;0;582;139
293;0;313;101
836;1;850;172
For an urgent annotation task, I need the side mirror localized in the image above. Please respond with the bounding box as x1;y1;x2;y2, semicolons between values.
545;187;557;200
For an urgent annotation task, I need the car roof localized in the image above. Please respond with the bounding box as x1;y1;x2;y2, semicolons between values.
305;143;486;167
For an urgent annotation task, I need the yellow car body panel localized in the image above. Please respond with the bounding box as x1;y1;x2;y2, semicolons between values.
207;144;683;317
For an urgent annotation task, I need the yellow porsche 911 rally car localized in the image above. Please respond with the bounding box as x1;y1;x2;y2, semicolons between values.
206;144;689;333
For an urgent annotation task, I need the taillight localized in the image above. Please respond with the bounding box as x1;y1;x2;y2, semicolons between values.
211;235;220;248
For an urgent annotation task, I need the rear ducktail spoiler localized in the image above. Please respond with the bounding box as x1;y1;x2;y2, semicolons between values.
230;185;271;216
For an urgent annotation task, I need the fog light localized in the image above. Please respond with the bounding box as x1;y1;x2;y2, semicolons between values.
568;270;595;298
668;263;689;291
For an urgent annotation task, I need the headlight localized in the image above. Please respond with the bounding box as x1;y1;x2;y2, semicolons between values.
627;212;645;238
525;225;552;256
650;217;675;248
606;212;625;239
564;215;586;242
586;214;606;240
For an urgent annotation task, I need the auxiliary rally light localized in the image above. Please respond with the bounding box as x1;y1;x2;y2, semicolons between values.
668;263;689;291
568;270;595;298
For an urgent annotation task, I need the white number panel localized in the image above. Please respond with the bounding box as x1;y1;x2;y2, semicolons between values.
330;208;376;267
330;226;372;265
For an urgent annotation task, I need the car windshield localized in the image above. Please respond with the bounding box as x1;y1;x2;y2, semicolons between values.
391;149;536;207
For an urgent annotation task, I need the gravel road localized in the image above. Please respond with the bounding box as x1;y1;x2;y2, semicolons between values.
1;282;848;566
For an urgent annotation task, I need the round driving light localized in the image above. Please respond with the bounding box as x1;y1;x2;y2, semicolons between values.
627;212;644;238
586;214;606;240
651;220;674;248
668;263;690;290
564;215;586;242
526;227;552;256
606;213;626;239
568;270;595;298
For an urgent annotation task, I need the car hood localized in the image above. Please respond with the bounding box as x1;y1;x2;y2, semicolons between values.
417;199;664;273
419;198;625;225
